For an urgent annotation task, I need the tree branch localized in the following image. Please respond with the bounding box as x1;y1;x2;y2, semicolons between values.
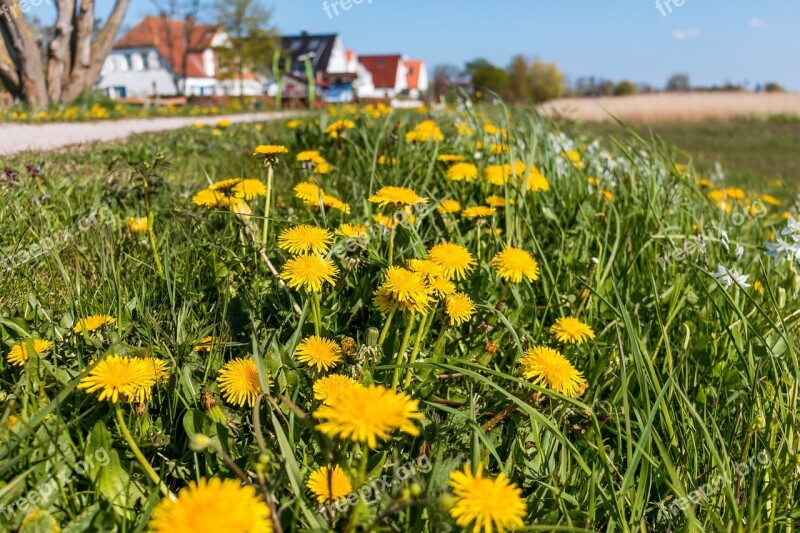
46;0;74;101
83;0;129;93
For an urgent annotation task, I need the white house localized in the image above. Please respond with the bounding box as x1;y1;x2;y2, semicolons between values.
97;15;258;98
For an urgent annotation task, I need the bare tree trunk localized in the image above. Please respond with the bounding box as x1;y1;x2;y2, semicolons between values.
83;0;129;93
0;10;47;108
60;0;95;102
46;0;75;102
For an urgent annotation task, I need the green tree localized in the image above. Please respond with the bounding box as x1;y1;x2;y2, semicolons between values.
505;55;532;103
614;80;637;96
214;0;278;103
529;59;565;103
465;59;508;97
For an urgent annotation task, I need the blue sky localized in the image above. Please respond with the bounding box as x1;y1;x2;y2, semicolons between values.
88;0;800;90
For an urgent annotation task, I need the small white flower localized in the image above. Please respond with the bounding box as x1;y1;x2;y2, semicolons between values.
713;264;750;290
734;245;744;261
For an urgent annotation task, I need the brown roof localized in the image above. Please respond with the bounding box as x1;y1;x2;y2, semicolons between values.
405;60;422;90
359;55;402;89
115;16;219;77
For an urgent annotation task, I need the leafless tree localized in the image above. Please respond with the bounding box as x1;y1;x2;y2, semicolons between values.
0;0;129;107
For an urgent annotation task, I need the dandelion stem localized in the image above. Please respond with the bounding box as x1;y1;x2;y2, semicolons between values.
311;292;322;335
142;176;164;278
114;404;175;500
387;226;396;266
378;307;396;345
391;313;415;389
403;317;427;388
262;163;274;247
347;447;370;532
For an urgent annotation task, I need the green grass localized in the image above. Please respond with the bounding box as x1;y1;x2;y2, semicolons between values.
1;106;799;531
569;115;800;190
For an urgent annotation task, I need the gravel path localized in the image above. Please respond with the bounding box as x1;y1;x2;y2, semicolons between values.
0;110;300;156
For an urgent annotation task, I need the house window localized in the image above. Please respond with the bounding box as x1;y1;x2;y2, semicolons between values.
377;60;385;68
147;51;160;70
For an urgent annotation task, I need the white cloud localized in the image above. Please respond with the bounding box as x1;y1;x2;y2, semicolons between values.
673;27;702;40
749;18;768;29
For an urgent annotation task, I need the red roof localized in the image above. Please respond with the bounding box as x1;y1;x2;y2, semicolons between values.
405;60;422;90
115;16;219;77
359;55;402;89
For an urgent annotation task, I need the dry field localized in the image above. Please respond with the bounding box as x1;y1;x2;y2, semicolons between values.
539;92;800;123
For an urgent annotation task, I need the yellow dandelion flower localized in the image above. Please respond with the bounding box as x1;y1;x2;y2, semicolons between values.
78;355;156;403
297;150;321;162
447;163;479;182
438;199;462;214
7;414;20;431
194;336;219;352
449;463;526;532
281;255;338;293
216;119;231;128
524;165;550;192
455;123;474;137
407;258;444;280
253;144;288;160
564;149;584;169
753;280;764;294
429;276;456;298
406;120;443;142
307;465;353;504
373;213;399;229
294;181;324;203
489;143;508;154
296;336;343;372
491;248;540;283
486;195;514;208
760;194;781;206
312;156;333;174
73;314;116;334
193;189;230;208
438;154;465;163
445;293;476;326
369;186;427;208
288;120;304;129
209;178;244;193
322;194;351;214
149;478;273;533
128;217;148;234
483;165;510;186
550;317;595;344
326;119;355;138
519;345;587;397
427;242;476;281
217;358;272;408
462;206;496;219
233;179;267;200
378;266;432;314
337;223;368;239
314;384;422;448
278;225;333;255
313;374;361;404
7;338;54;367
378;155;397;166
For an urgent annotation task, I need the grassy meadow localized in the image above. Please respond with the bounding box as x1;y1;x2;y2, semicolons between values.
1;103;800;532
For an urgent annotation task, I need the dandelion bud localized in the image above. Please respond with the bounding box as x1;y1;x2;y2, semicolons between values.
439;493;455;511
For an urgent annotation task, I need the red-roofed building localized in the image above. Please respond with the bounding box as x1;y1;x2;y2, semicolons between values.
97;15;261;98
403;60;429;98
357;55;408;99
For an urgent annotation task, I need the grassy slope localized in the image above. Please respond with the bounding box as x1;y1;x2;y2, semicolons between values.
1;109;799;531
571;116;800;189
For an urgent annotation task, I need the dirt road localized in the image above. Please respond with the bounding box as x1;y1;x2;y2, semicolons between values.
0;111;299;156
